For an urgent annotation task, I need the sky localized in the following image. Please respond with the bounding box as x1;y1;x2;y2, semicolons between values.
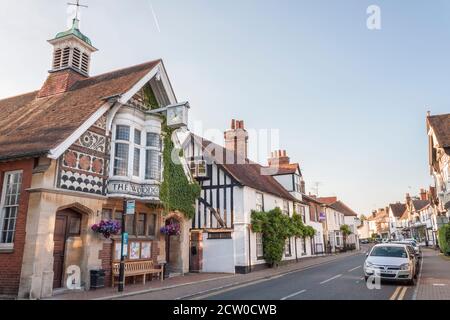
1;0;449;216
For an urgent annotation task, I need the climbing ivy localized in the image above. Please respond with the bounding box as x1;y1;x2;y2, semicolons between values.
159;126;201;219
251;208;316;266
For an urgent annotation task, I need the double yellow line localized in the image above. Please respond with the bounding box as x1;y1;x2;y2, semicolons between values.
390;286;408;300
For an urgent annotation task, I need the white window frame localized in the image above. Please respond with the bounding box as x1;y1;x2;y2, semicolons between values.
256;192;264;212
0;170;23;250
256;232;264;259
110;120;162;183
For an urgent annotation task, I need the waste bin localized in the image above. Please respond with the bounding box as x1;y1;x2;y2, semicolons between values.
90;269;105;290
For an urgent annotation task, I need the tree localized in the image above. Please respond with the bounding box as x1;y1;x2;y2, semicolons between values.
340;224;352;248
360;214;367;222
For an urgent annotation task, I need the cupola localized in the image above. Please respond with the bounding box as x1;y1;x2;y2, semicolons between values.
48;18;97;76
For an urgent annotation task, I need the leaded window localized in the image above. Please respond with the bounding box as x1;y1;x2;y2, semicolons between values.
256;232;264;259
0;171;22;246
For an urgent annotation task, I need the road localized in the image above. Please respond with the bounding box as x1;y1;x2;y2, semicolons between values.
193;250;415;300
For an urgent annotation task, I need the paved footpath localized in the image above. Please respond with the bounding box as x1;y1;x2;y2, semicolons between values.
414;247;450;300
46;249;362;300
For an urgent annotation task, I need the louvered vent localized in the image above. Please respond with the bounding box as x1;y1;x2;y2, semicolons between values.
72;48;81;70
61;47;71;68
81;53;89;74
53;49;62;69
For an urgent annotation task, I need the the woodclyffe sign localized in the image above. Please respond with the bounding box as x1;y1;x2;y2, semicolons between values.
108;180;160;199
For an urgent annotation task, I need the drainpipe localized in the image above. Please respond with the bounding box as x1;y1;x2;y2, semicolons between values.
248;225;252;273
295;237;298;262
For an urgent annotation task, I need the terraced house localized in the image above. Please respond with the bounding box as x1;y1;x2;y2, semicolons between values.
0;16;195;299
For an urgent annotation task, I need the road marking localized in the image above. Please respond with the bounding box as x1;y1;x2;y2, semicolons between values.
320;274;342;285
280;289;307;300
397;287;407;300
432;283;447;287
390;286;402;300
348;266;361;272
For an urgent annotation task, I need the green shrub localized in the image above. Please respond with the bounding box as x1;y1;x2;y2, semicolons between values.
438;224;450;256
251;208;316;266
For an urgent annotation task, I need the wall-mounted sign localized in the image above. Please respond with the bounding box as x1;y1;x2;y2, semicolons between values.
319;212;326;221
107;180;160;199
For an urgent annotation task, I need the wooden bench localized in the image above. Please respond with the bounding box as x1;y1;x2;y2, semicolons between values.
112;260;164;287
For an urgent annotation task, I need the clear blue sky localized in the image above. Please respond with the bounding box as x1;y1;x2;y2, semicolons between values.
1;0;449;215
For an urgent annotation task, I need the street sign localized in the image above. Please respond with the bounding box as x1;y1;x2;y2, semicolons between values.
126;200;136;215
122;233;128;258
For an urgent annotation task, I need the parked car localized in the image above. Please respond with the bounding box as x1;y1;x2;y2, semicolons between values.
382;238;390;243
402;239;421;256
360;239;369;244
364;243;418;285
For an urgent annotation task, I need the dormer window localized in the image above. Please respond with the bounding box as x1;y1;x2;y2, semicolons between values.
189;160;207;178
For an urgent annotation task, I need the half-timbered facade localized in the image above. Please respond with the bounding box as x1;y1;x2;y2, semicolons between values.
183;121;308;274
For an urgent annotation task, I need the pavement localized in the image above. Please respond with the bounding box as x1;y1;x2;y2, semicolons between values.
414;247;450;300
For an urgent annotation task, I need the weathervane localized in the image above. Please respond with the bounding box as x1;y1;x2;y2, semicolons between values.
68;0;88;20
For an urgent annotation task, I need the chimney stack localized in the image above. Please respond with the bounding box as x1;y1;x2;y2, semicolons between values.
268;150;290;166
420;189;428;201
224;119;249;164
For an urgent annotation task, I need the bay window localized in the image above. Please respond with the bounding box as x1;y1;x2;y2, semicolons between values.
0;171;22;247
112;124;162;182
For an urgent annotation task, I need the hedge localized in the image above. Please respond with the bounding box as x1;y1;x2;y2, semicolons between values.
438;224;450;256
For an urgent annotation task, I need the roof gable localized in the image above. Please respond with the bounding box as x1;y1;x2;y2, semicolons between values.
0;59;162;161
428;113;450;149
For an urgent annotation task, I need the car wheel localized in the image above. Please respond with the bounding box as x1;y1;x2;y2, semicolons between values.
364;276;369;282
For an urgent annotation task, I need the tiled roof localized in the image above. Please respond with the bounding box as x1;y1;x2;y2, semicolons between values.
192;134;297;202
428;113;450;149
412;200;430;211
389;203;407;218
328;200;358;217
0;60;161;160
317;197;338;205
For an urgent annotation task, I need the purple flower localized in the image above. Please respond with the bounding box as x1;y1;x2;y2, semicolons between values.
91;220;121;239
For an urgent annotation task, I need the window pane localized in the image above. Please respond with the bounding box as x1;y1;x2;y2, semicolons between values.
145;150;160;180
102;209;112;220
256;233;264;258
134;129;142;145
114;143;129;176
146;132;161;149
137;214;146;236
133;148;140;176
116;125;130;141
1;172;22;244
147;214;156;236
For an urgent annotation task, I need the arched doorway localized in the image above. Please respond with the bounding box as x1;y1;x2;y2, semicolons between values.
52;209;82;289
164;218;182;276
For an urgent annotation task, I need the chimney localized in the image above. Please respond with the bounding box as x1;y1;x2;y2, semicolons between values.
224;119;248;164
268;150;291;166
419;189;428;201
37;69;86;98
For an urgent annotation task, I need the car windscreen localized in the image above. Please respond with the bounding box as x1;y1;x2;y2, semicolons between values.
370;246;407;258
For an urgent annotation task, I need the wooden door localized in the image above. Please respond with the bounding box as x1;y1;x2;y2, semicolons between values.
52;210;82;289
53;214;68;289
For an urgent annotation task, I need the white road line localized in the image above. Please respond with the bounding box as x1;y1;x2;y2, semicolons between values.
280;289;307;300
348;266;362;272
320;274;342;285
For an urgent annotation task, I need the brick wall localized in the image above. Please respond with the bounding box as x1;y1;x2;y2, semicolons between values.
0;158;34;297
98;242;113;287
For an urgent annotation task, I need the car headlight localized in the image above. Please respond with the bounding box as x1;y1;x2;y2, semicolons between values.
365;261;374;268
400;263;410;270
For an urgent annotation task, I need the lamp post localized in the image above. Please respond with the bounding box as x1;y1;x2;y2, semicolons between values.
118;198;127;292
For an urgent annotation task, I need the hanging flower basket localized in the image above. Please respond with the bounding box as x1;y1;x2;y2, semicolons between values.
160;222;181;236
91;220;121;239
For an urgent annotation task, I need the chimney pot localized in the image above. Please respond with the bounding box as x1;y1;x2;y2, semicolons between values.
231;119;236;130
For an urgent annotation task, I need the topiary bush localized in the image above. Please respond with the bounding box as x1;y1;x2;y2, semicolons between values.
438;224;450;256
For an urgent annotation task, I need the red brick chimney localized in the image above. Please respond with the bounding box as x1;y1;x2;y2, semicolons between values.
268;150;290;166
419;189;428;201
224;119;248;164
37;69;87;98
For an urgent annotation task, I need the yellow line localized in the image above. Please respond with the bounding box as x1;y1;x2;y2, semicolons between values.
390;286;401;300
397;287;407;300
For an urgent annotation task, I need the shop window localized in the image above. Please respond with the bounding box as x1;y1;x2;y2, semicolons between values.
137;213;146;236
147;213;156;237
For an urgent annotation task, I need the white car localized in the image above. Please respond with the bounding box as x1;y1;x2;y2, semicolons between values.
364;243;418;285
